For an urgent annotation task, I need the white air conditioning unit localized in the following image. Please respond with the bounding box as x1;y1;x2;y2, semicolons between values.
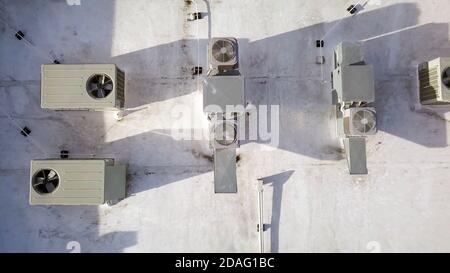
41;64;125;110
29;159;126;205
208;37;239;73
343;107;377;136
418;57;450;105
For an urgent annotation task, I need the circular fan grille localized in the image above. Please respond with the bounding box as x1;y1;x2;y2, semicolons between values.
86;74;114;99
214;122;237;146
442;66;450;89
32;169;60;194
212;39;236;63
352;109;376;134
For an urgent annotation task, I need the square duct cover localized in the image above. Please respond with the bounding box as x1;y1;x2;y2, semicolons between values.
203;76;245;113
332;65;375;103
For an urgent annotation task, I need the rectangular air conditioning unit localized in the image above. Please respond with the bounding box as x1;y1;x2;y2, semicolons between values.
30;159;126;205
343;107;377;136
418;57;450;105
41;64;125;110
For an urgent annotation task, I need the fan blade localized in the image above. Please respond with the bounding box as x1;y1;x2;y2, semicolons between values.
47;176;58;182
444;68;450;77
35;174;44;180
45;183;55;193
354;111;364;121
88;87;98;94
101;74;105;84
34;177;45;185
48;170;56;179
354;122;364;133
103;83;113;90
91;76;100;84
443;77;450;86
99;89;105;98
88;81;98;89
225;52;233;60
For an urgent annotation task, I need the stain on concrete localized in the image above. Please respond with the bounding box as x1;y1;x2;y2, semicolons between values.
190;149;213;162
38;228;72;240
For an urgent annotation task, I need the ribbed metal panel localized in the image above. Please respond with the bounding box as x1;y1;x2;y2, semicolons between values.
41;64;123;110
30;159;106;205
116;68;125;103
419;65;440;103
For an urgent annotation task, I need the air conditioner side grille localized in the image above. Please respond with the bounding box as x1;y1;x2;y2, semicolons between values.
419;65;440;102
116;68;125;102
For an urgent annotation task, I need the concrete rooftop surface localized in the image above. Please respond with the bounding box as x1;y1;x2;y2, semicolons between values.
1;0;450;253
